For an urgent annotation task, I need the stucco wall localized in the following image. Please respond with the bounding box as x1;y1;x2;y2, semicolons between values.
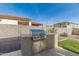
0;24;31;41
54;23;79;36
56;25;72;36
19;25;31;36
72;28;79;35
0;24;19;39
19;25;32;56
0;24;20;54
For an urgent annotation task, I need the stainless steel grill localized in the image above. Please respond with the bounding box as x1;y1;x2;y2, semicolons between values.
31;29;47;53
31;29;46;40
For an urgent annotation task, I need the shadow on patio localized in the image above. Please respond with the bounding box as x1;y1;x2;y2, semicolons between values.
1;47;79;56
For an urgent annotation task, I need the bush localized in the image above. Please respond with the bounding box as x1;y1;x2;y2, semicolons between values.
48;28;57;33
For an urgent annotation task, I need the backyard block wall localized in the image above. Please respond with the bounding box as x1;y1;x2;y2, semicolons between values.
72;28;79;35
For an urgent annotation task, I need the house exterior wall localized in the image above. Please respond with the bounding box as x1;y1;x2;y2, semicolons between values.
0;24;20;54
56;28;67;34
0;21;31;54
19;25;31;37
70;24;79;35
0;19;32;39
0;15;32;54
55;25;71;36
70;23;79;28
67;23;79;35
0;19;18;39
66;25;72;35
54;22;79;36
0;24;19;40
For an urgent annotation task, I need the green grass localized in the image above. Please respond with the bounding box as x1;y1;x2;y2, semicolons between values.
58;39;79;54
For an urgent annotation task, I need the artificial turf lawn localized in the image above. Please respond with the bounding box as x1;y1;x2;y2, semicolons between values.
58;39;79;54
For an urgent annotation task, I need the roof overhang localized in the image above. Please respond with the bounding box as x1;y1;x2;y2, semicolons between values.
32;22;43;26
0;14;32;25
0;14;31;21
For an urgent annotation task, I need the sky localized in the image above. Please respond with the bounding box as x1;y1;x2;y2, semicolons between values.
0;3;79;25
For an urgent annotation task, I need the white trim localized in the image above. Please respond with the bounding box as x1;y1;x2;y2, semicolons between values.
0;19;18;25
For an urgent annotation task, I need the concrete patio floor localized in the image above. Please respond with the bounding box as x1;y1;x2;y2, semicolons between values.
35;47;79;56
1;47;79;56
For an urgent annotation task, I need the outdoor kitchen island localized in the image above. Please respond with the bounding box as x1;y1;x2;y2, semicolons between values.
21;32;58;56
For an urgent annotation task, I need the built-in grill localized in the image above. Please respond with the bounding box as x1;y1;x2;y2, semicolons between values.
31;29;46;40
21;29;57;56
31;29;47;53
